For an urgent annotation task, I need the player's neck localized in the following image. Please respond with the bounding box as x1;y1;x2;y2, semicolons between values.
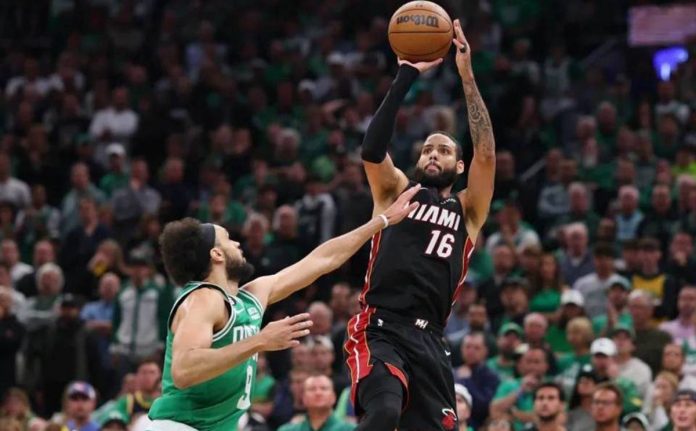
437;184;454;198
204;271;239;296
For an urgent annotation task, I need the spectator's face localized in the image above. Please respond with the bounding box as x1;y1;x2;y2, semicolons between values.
2;393;27;417
309;307;331;335
71;165;89;189
678;287;696;316
501;285;527;313
591;354;611;376
628;297;653;323
567;324;589;348
597;219;616;241
597;105;617;131
38;271;61;295
0;267;11;287
277;210;297;238
560;160;577;183
534;387;563;421
652;187;671;212
519;349;548;378
591;389;621;425
112;88;129;110
414;134;463;190
136;363;161;393
329;284;351;317
576;376;596;396
131;161;148;183
1;241;18;265
671;399;696;429
210;195;227;217
456;394;471;423
65;394;95;420
311;345;334;370
639;247;661;269
497;333;521;356
619;191;638;213
524;318;547;343
0;155;13;178
462;335;487;365
121;373;137;394
663;344;685;372
468;305;487;329
165;160;184;183
492;246;515;274
567;231;588;255
302;376;335;411
569;188;588;212
98;275;120;301
671;233;693;257
130;264;151;286
607;286;628;309
34;241;54;265
593;255;614;275
612;332;634;356
561;303;584;320
291;344;311;369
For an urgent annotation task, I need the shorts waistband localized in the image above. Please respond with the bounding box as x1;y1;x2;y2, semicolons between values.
370;308;444;335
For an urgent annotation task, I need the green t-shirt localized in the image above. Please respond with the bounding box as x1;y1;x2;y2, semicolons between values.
555;353;591;399
591;312;633;337
99;172;129;198
277;414;356;431
545;324;572;354
493;378;534;431
148;282;264;430
529;289;561;314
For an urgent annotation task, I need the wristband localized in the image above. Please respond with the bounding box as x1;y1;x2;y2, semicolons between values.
378;214;389;229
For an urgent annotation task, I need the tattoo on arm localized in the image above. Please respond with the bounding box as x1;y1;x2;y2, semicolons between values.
463;80;495;157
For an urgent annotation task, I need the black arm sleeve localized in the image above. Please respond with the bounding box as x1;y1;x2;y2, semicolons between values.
361;64;419;163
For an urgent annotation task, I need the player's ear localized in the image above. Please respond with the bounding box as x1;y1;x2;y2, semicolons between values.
456;160;465;175
209;247;224;264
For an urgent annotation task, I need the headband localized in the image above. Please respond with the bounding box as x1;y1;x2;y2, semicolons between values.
198;223;216;262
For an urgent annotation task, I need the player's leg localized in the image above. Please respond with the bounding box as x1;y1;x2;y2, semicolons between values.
398;333;458;430
355;361;404;431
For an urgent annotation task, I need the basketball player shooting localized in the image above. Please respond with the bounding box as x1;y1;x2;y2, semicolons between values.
346;19;495;431
146;186;421;431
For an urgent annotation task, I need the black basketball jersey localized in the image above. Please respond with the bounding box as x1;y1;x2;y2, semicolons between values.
361;184;474;327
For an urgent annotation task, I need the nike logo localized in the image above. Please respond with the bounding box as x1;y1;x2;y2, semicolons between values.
445;350;451;356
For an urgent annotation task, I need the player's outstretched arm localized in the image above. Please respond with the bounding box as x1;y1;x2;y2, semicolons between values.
245;185;421;306
453;19;496;241
170;288;312;389
362;59;440;211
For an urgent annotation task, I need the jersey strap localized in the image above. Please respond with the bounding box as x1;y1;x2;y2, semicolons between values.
167;282;236;341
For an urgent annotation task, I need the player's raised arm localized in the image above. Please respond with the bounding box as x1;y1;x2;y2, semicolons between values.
169;287;312;389
453;19;496;240
361;59;441;211
245;185;421;305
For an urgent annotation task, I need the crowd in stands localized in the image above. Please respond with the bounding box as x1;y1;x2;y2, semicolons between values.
0;0;696;430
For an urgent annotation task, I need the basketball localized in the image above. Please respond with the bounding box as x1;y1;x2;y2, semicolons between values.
388;1;453;63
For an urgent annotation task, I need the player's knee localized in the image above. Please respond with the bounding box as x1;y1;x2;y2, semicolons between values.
361;389;402;429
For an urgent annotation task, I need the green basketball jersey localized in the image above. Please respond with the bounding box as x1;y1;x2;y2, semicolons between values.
148;282;264;430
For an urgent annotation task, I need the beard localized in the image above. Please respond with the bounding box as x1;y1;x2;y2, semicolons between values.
539;412;559;423
224;252;255;283
413;165;458;189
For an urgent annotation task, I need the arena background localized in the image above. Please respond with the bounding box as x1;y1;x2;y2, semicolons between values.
0;0;695;430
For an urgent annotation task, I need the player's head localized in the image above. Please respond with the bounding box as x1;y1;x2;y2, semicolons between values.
414;132;464;190
159;218;253;285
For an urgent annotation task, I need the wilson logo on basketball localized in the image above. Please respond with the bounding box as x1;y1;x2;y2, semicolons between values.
395;15;439;27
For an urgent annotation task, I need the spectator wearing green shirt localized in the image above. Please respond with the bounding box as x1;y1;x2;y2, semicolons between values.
487;323;525;383
555;317;593;398
589;338;642;414
277;375;355;431
98;144;129;198
591;276;633;337
545;290;587;354
490;347;550;431
98;359;161;425
529;254;565;320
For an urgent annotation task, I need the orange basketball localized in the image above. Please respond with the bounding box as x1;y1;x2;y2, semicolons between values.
388;1;453;63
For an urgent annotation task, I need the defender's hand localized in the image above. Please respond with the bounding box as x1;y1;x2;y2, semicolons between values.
380;184;421;226
398;57;443;74
259;313;313;351
452;19;473;79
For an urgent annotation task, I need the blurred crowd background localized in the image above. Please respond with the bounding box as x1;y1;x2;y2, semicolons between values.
0;0;695;430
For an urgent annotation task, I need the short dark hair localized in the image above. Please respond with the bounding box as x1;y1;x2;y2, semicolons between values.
594;382;623;407
429;130;464;161
534;382;565;402
159;218;214;285
638;237;660;251
593;242;615;258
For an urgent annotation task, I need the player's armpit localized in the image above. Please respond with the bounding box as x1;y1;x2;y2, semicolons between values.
364;156;410;212
459;153;495;239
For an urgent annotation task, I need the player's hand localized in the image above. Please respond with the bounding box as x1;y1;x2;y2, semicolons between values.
259;313;313;351
380;184;421;226
398;57;443;74
452;19;473;80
